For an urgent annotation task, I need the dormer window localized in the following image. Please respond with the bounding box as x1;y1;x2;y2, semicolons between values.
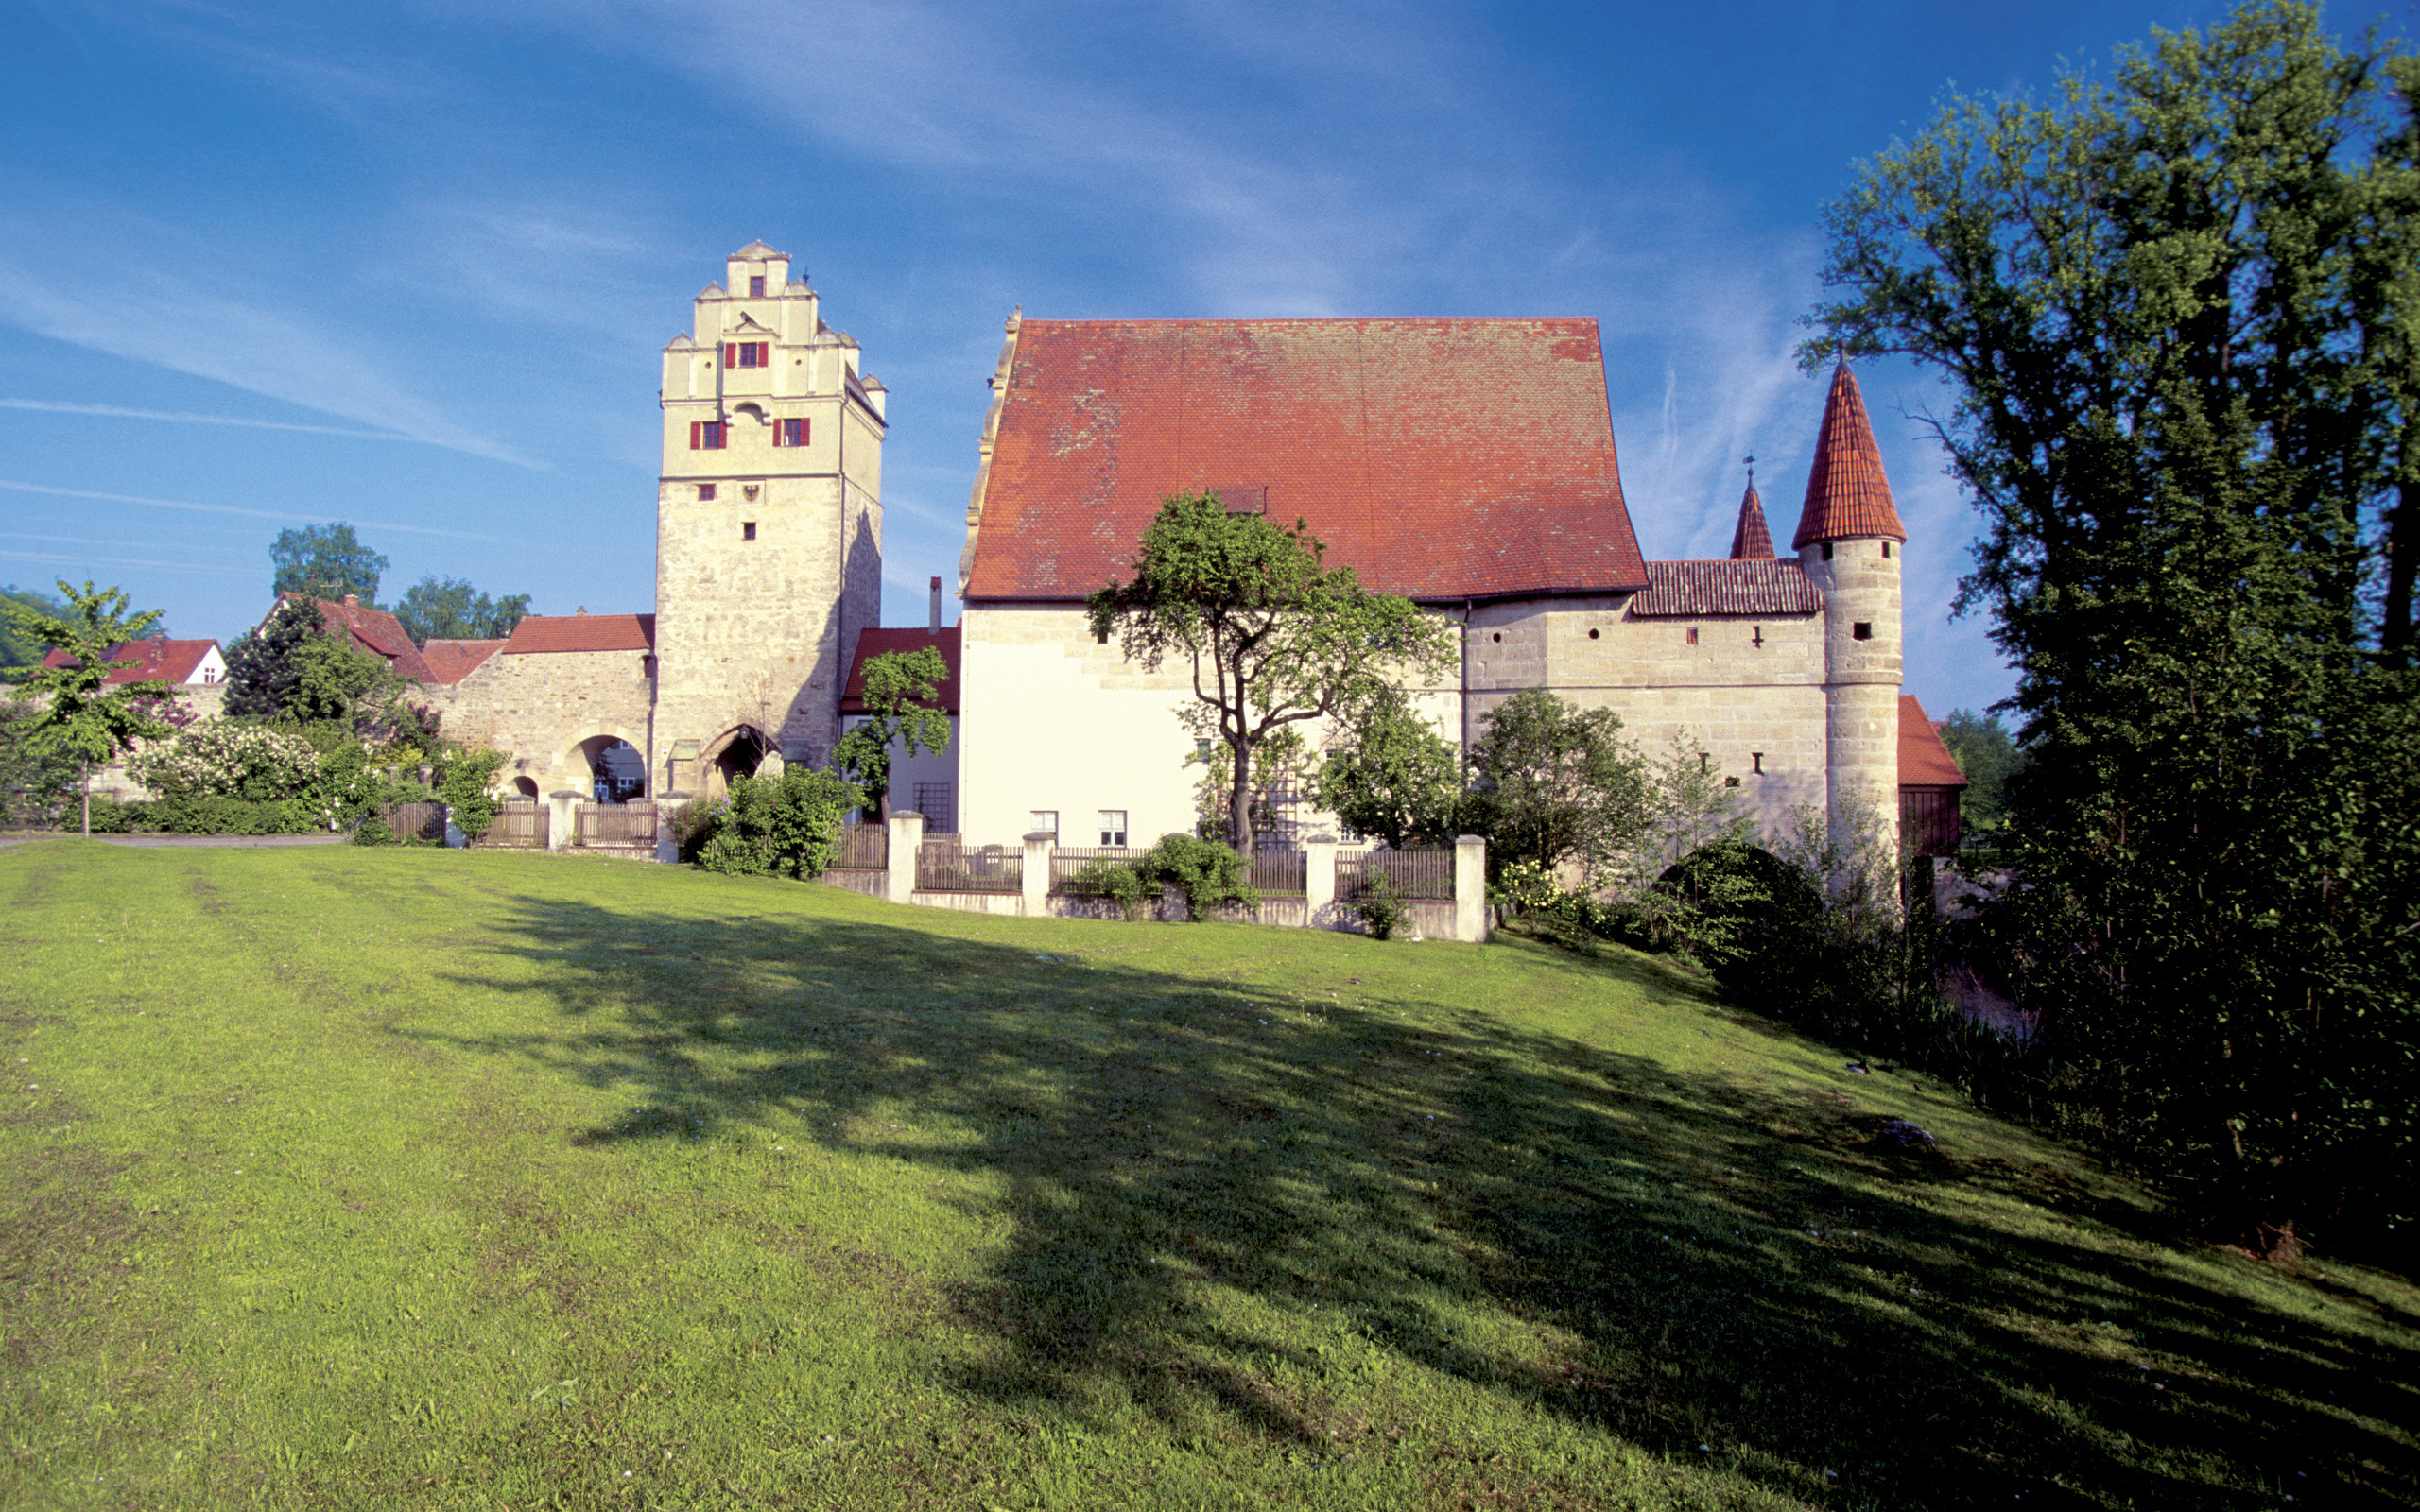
749;275;766;297
724;342;769;368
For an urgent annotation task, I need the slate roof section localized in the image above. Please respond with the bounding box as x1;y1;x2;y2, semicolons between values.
840;627;960;715
500;613;656;655
277;593;435;683
1728;482;1776;560
420;639;508;684
1898;696;1969;787
40;638;221;685
1793;362;1907;547
1628;559;1821;618
964;318;1651;604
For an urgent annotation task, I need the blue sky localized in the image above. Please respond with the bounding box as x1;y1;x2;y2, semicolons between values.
0;0;2309;715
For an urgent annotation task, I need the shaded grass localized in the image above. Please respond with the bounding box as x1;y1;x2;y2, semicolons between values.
0;839;2412;1509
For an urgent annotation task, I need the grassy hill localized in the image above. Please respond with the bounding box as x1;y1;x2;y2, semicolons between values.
1;841;2411;1510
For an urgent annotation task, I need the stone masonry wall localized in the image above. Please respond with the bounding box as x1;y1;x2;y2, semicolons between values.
433;648;655;795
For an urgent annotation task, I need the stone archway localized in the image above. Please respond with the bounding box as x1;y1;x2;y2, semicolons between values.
569;734;648;803
510;775;539;799
700;726;772;802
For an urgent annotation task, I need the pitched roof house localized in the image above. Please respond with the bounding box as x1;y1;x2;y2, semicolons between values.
41;637;226;686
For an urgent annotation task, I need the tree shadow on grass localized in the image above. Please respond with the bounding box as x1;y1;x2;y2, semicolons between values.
416;894;2419;1511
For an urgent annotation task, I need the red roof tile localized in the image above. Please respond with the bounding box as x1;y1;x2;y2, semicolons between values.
1898;696;1968;786
420;639;508;684
964;318;1651;604
1793;363;1906;547
840;627;960;714
40;638;221;685
500;613;656;655
1629;559;1821;617
274;593;435;682
1728;482;1775;560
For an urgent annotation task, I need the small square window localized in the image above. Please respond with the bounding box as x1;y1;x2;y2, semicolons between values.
749;275;766;297
1881;541;1893;559
1852;622;1873;641
698;483;717;501
1751;752;1764;774
1098;810;1128;847
1822;541;1835;560
1030;810;1058;835
742;522;757;541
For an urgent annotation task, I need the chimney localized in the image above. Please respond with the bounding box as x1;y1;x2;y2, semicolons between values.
576;606;588;616
928;576;942;633
343;594;358;608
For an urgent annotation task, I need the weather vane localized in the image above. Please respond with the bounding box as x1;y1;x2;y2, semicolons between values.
1743;453;1756;487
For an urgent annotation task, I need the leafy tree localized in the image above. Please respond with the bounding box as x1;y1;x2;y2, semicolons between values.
0;580;175;835
0;696;82;828
1312;686;1467;848
829;646;951;819
1935;709;2019;850
270;523;389;604
288;634;402;725
392;576;532;644
1806;0;2420;1252
687;767;863;879
1462;689;1646;882
1088;491;1456;850
435;745;511;842
222;596;325;718
0;584;73;678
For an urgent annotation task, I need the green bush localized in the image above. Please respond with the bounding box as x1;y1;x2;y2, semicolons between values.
1065;857;1154;920
1354;874;1410;940
80;796;148;833
352;818;395;846
1140;833;1258;921
666;799;719;864
684;768;863;880
147;796;313;835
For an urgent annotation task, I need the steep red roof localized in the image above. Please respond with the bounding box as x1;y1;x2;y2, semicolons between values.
840;627;960;714
500;613;656;655
1728;481;1775;560
1793;363;1906;547
420;639;508;684
1899;696;1968;786
40;638;221;685
274;593;435;682
965;318;1651;604
1629;559;1820;617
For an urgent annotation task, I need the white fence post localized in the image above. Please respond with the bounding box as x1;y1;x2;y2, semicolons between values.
887;811;925;904
546;790;581;852
1021;833;1054;918
1305;833;1339;931
1455;834;1489;943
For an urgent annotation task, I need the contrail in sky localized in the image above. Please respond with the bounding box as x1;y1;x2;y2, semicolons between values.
0;397;426;441
0;479;510;542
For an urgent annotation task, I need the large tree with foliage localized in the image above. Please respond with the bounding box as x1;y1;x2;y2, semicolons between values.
829;646;951;820
270;523;389;604
1312;685;1466;848
392;576;531;644
1462;689;1646;882
1806;0;2420;1253
0;583;74;679
1088;491;1457;851
0;581;176;835
224;595;406;727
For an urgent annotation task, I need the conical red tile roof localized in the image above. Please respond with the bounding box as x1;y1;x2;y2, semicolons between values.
1728;481;1775;559
1793;362;1906;547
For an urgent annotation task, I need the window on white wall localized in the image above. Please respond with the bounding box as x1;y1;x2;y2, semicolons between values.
1098;810;1127;846
1030;810;1058;836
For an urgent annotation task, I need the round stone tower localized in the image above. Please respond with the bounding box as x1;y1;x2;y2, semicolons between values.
1793;361;1906;868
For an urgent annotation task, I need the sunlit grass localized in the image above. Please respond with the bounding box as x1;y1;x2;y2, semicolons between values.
1;840;2411;1510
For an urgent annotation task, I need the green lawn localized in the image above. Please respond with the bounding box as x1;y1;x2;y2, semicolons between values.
1;843;2411;1511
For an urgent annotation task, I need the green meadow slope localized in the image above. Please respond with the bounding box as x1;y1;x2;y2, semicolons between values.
0;842;2411;1510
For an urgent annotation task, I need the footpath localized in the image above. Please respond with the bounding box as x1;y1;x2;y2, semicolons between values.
0;833;347;850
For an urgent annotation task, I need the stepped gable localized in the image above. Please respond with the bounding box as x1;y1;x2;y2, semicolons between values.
964;318;1651;603
499;612;655;654
419;639;507;684
840;627;960;715
1793;361;1906;547
1728;480;1776;559
1898;696;1968;786
1629;559;1821;617
41;637;219;685
281;593;433;682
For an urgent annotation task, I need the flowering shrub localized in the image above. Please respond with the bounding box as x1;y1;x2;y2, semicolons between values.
129;720;320;800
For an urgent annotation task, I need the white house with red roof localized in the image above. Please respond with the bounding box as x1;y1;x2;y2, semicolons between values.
41;636;227;690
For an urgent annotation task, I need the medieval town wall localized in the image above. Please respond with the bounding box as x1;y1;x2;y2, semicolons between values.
433;647;654;795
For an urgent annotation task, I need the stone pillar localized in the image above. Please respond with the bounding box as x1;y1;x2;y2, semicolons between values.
886;810;925;905
1455;834;1489;944
1021;832;1055;918
546;791;581;852
1305;833;1338;931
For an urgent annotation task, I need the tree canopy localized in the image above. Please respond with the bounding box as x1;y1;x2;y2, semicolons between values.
1312;685;1466;849
0;580;176;835
1806;0;2420;1251
1462;689;1646;881
271;523;389;605
1088;491;1456;851
0;583;75;678
829;646;951;819
392;576;531;644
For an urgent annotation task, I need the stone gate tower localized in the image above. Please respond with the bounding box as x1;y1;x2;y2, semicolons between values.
652;243;886;794
1794;361;1906;863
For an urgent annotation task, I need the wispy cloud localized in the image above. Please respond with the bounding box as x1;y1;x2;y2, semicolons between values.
0;479;514;543
0;547;253;578
0;398;428;441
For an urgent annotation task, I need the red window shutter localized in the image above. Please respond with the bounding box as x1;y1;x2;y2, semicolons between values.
724;343;737;367
689;421;701;449
801;419;810;446
756;342;769;366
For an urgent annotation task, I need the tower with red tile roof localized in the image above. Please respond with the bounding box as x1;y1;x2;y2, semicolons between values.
651;243;888;793
1794;360;1906;861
